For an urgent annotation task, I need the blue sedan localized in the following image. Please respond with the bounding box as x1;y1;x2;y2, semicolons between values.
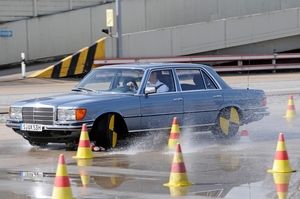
6;63;269;149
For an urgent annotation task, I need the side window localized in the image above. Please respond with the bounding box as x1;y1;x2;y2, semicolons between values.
176;69;205;91
148;70;174;92
202;71;217;89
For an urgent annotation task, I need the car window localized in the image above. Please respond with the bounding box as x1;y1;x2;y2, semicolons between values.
202;71;217;89
76;69;144;92
147;69;175;92
176;69;205;91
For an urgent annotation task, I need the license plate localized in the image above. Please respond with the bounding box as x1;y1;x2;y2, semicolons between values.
20;123;43;132
20;171;43;177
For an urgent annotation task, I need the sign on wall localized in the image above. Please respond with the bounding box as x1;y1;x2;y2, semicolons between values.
0;30;13;37
106;9;114;27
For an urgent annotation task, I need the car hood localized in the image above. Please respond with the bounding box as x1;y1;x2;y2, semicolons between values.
11;91;132;108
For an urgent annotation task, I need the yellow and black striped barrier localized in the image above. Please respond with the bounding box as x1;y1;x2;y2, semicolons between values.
29;38;105;78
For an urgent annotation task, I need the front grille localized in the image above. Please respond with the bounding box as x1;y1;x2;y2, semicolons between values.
22;107;54;125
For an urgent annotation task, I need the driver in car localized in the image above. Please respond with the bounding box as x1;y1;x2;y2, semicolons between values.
124;78;138;92
146;71;169;92
126;71;169;92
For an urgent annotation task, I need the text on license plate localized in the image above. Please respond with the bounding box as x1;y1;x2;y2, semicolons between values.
20;123;43;132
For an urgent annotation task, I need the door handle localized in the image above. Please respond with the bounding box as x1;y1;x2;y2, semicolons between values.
213;95;222;98
173;98;183;101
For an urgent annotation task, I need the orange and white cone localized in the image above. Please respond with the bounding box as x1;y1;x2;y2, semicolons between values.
51;154;75;199
284;94;297;120
239;128;250;143
268;133;296;173
272;172;292;199
73;124;95;159
167;117;181;150
164;143;194;187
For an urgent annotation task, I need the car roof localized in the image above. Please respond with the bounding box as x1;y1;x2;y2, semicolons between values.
95;63;210;70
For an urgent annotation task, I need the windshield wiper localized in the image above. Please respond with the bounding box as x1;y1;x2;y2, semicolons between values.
71;87;98;93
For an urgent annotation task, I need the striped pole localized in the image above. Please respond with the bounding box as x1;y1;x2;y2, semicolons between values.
167;117;180;150
268;133;296;173
73;124;95;159
164;143;194;187
51;154;75;199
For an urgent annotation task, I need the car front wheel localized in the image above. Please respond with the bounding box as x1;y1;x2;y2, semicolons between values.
212;107;240;139
95;113;120;150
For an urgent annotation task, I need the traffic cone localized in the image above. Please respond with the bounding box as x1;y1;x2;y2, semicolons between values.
77;159;93;187
168;186;189;196
167;117;180;150
51;154;75;199
272;172;292;199
164;143;194;187
239;129;251;143
284;94;297;120
268;133;296;173
73;124;95;159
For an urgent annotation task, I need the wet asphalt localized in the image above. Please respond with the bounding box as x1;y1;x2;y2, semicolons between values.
0;64;300;198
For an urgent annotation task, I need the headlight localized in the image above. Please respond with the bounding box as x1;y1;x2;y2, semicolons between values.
10;107;22;119
57;108;86;121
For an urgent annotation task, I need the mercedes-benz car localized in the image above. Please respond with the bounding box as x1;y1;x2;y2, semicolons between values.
6;63;269;149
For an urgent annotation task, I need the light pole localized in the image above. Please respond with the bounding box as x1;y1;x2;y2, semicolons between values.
116;0;122;58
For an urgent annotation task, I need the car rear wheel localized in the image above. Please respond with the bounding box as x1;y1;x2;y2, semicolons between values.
95;113;127;150
212;107;240;139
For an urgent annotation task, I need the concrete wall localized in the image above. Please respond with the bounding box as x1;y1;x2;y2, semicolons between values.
105;7;300;57
0;0;113;22
1;0;300;66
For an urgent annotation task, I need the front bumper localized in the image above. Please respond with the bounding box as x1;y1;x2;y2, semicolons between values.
6;121;94;143
6;121;94;131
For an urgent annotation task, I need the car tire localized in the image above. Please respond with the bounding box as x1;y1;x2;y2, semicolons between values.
95;113;119;150
212;107;240;139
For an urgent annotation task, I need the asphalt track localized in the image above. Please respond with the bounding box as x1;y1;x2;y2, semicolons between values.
1;63;300;199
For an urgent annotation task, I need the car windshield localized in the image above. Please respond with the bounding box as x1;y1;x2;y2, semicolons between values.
75;68;145;93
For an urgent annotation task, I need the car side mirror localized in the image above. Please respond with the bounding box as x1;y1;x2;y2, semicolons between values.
144;86;157;95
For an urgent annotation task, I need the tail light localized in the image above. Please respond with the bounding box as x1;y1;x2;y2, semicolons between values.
263;97;267;106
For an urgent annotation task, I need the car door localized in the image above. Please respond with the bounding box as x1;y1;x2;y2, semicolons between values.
140;69;183;130
176;68;223;126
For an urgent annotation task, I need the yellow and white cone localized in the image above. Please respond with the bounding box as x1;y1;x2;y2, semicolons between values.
268;133;296;173
167;117;181;150
164;143;194;187
73;124;95;159
284;94;297;121
51;154;75;199
168;186;189;196
77;159;93;187
272;172;292;199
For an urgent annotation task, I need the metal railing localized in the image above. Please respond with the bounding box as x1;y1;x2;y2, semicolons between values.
93;53;300;73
